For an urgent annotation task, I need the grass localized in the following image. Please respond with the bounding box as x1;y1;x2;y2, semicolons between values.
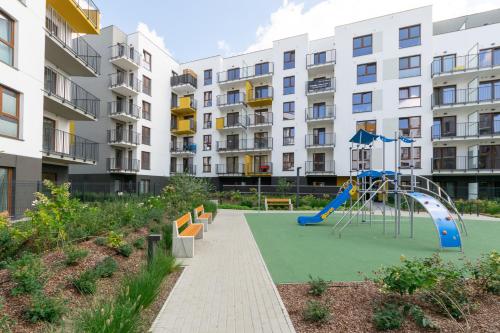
245;212;500;283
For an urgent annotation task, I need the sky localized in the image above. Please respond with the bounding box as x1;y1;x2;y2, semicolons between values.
98;0;500;63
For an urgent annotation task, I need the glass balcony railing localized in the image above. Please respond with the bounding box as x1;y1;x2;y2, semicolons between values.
432;49;500;76
305;105;335;121
42;127;98;162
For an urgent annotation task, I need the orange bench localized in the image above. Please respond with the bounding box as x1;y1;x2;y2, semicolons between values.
172;212;204;258
265;197;293;211
193;205;213;232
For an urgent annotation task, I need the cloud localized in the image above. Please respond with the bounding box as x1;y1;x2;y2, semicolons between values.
137;22;172;56
217;39;232;56
245;0;499;52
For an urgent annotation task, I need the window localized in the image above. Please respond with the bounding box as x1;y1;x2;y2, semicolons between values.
312;153;326;172
433;147;456;170
399;55;421;78
479;113;500;135
227;90;240;104
353;34;372;57
357;63;376;84
283;127;295;145
227;112;239;127
203;157;211;173
399;116;421;138
399;24;421;48
143;50;152;71
227;134;239;150
227;68;240;81
313;51;326;65
399;85;421;108
283;153;294;171
312;128;327;145
284;50;295;69
0;11;14;66
432;54;456;75
0;85;19;138
352;92;372;113
204;69;212;85
352;149;371;170
312;103;327;119
139;179;150;194
203;134;212;151
283;76;295;95
141;151;150;170
204;91;212;107
203;113;212;129
142;76;151;95
283;101;295;120
255;62;270;76
400;147;421;168
356;120;376;134
478;80;500;102
142;126;151;145
255;86;270;99
142;101;151;120
432;116;456;139
434;85;456;106
0;167;12;214
479;47;500;68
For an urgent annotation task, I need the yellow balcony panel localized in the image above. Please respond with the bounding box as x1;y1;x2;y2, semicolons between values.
47;0;100;34
171;97;197;116
245;82;274;108
246;97;273;108
216;117;225;130
172;119;196;135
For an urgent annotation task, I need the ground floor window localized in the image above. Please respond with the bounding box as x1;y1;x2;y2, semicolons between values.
203;157;211;173
139;179;150;194
0;167;12;214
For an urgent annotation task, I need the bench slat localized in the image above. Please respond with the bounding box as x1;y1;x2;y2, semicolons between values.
176;213;191;229
180;223;203;237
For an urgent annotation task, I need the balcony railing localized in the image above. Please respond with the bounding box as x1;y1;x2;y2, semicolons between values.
247;112;273;126
216;164;244;175
106;129;141;145
216;138;273;152
170;73;197;89
432;156;500;172
70;0;100;31
171;119;196;133
305;133;335;147
432;86;500;108
305;105;335;121
109;72;141;92
305;161;335;174
246;86;273;104
216;92;246;107
108;101;141;119
306;78;335;94
44;66;100;118
306;50;336;68
431;121;500;140
109;43;141;66
43;127;98;162
170;142;197;154
106;158;140;172
171;97;198;110
170;164;196;175
246;162;272;175
45;6;101;74
217;63;274;83
431;50;500;77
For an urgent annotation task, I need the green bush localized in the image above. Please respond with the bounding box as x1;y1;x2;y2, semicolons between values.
303;300;330;323
93;237;106;246
24;293;65;323
117;243;133;257
94;257;118;278
372;302;404;331
240;200;254;208
7;253;45;295
308;275;328;296
63;245;88;266
72;270;97;295
106;231;125;249
203;200;218;218
406;304;438;330
160;223;173;252
0;297;15;332
0;215;30;262
132;237;146;249
469;250;500;295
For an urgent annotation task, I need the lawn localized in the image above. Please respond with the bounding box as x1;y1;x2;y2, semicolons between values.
245;212;500;283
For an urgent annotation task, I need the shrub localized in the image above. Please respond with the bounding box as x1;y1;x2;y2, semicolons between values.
94;257;118;278
117;243;133;257
63;245;88;266
303;300;330;323
94;237;106;246
203;200;218;218
7;253;45;295
132;237;146;249
24;293;65;323
240;200;254;208
372;302;404;331
0;215;30;261
469;250;500;295
277;178;292;196
72;270;97;295
406;304;438;330
0;297;15;332
308;275;328;296
106;231;125;249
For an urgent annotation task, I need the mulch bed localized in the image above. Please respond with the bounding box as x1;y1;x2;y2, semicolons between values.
278;282;500;333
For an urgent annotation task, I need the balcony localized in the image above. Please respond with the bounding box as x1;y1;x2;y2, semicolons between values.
171;97;197;116
46;0;100;34
106;158;140;173
431;86;500;111
247;112;273;128
305;161;335;175
431;50;500;83
245;83;273;108
170;164;196;175
108;101;141;122
109;72;141;96
216;164;244;176
107;129;140;148
305;133;335;148
109;43;141;71
306;50;336;74
215;113;272;130
45;6;101;76
432;156;500;174
305;105;335;122
431;121;500;141
44;66;99;121
170;71;197;94
216;92;246;110
215;116;246;130
306;78;335;97
217;63;274;85
244;162;273;177
171;119;196;135
216;138;273;153
170;142;197;155
42;127;98;165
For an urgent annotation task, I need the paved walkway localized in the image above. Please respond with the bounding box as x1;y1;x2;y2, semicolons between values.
150;210;295;333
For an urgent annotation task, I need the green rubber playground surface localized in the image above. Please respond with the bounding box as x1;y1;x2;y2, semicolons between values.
245;212;500;283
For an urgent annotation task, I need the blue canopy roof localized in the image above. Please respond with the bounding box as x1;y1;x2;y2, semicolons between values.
357;170;397;179
349;129;378;145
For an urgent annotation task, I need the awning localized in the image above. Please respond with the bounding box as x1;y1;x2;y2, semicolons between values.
349;129;378;145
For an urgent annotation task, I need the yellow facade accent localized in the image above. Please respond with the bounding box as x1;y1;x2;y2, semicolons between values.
69;121;75;144
245;81;273;107
47;0;100;34
216;117;225;130
243;155;252;176
171;96;196;116
172;119;196;135
245;81;253;101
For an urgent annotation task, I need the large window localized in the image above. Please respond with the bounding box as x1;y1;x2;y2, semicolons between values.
0;85;19;138
356;120;376;134
353;34;372;57
204;69;212;85
143;50;152;71
283;76;295;95
227;90;240;104
255;62;270;76
0;11;14;66
313;51;326;65
352;92;372;113
399;116;421;138
479;113;500;135
142;126;151;145
352;149;371;170
142;76;151;95
283;153;294;171
203;113;212;129
357;63;376;84
479;47;500;68
227;68;240;81
255;85;270;99
203;91;212;107
399;55;421;78
433;116;456;138
399;24;421;48
433;147;456;170
283;127;295;145
400;147;421;168
203;157;211;173
478;80;500;102
141;151;150;170
399;85;421;108
284;50;295;69
283;101;295;120
203;134;212;151
142;101;151;120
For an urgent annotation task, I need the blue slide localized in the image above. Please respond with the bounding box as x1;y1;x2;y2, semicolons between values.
297;184;354;225
405;192;462;249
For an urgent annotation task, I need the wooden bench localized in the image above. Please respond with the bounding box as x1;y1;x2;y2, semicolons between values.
264;198;293;211
193;205;212;232
172;212;204;258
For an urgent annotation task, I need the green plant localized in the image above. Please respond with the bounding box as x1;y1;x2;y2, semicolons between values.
132;237;146;249
308;275;328;296
63;245;88;266
94;237;106;246
240;200;254;208
303;300;330;323
106;231;125;249
72;270;97;295
203;200;218;218
7;253;45;295
0;214;30;261
469;250;500;295
277;178;292;196
24;293;65;323
0;297;15;332
406;304;438;330
94;257;118;278
117;243;133;257
372;302;404;331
